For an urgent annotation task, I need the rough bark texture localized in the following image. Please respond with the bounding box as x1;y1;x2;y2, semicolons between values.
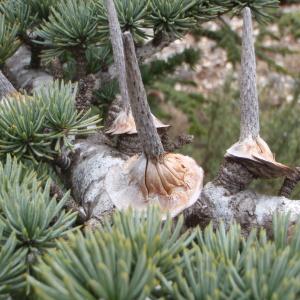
75;74;96;111
123;32;164;159
72;47;88;81
29;44;42;69
240;7;260;140
50;57;64;80
184;182;300;235
0;70;16;100
279;167;300;197
106;0;130;111
69;133;127;221
213;158;255;194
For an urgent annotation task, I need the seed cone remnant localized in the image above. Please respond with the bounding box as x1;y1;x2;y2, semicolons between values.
105;31;204;218
105;153;204;218
106;110;169;135
225;7;291;179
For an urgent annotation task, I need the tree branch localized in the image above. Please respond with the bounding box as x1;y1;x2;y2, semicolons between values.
0;70;17;100
65;137;300;233
184;182;300;235
5;46;52;91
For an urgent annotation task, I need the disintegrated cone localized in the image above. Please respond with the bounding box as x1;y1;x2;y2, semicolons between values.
226;136;292;178
106;109;169;135
104;153;204;218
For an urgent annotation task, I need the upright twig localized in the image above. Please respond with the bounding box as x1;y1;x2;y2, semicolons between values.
240;7;260;140
220;7;291;190
123;32;164;159
105;0;130;113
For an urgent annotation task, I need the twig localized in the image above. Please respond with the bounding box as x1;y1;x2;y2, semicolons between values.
123;32;164;158
105;0;130;112
240;7;260;140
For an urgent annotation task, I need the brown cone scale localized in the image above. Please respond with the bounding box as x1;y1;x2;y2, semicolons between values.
226;136;292;179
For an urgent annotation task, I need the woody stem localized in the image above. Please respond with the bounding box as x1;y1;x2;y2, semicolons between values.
106;0;130;113
123;31;164;159
240;7;260;140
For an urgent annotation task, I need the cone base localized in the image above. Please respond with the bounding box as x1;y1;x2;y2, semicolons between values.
226;136;291;178
104;153;204;218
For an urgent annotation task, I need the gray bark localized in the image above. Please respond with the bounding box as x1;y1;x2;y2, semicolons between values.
69;134;126;221
105;0;130;112
184;181;300;235
5;46;52;91
123;32;164;159
0;70;16;100
240;7;260;140
66;139;300;233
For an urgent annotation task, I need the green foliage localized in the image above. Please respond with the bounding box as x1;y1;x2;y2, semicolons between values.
86;45;112;74
0;81;101;163
0;156;77;298
37;0;101;62
29;207;194;299
151;79;207;137
192;20;292;74
0;0;58;30
0;226;27;299
216;0;280;22
104;207;195;280
0;155;36;199
30;229;157;300
26;208;300;300
0;156;77;250
0;14;20;66
167;214;300;300
279;11;300;39
0;0;34;35
149;0;196;38
25;0;59;20
194;0;228;22
1;180;77;250
96;0;150;44
0;94;54;161
0;0;281;70
35;81;100;151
